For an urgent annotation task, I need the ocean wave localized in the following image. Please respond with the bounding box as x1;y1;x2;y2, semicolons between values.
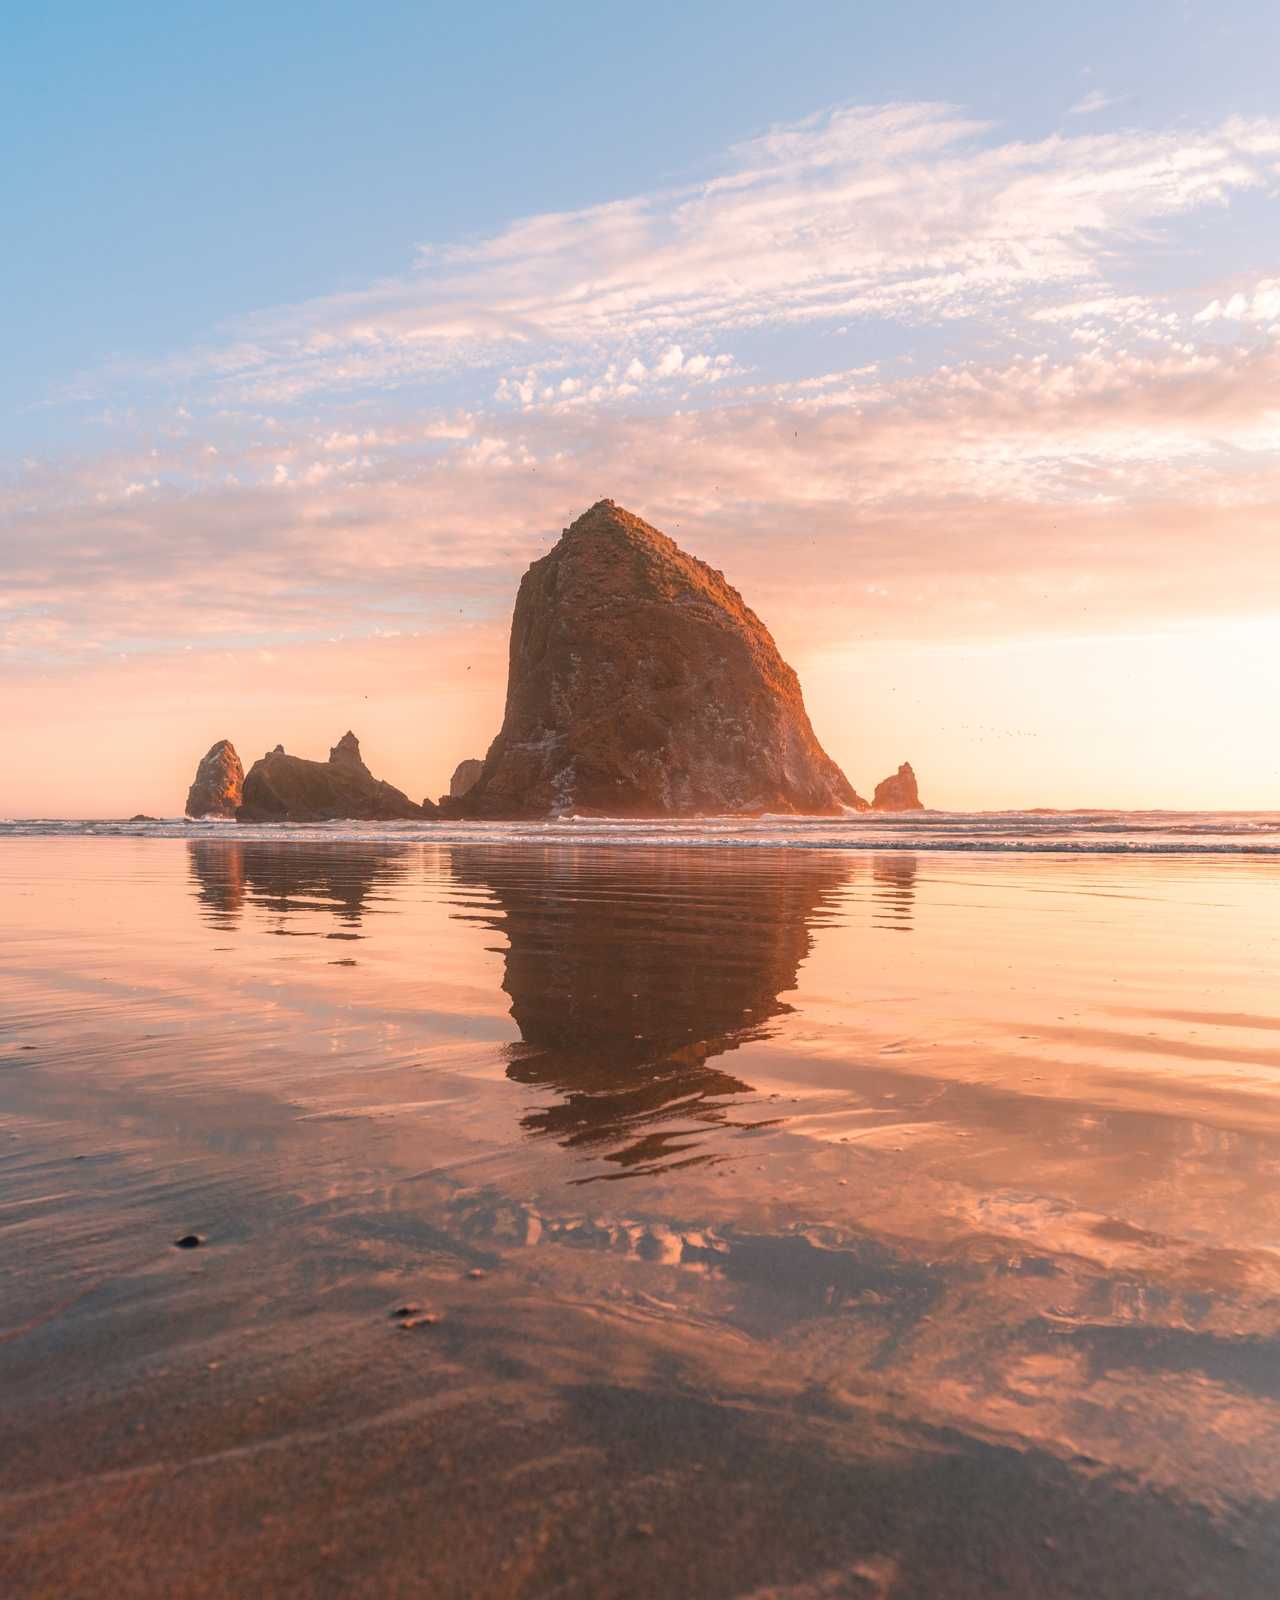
3;811;1280;855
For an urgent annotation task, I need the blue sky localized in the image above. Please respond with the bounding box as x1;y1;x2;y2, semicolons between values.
7;0;1277;437
4;1;1280;812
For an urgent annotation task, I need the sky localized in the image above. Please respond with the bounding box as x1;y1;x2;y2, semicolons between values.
4;0;1280;815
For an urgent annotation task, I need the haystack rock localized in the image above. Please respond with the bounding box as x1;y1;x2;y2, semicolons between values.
447;758;484;800
872;762;923;812
457;500;865;818
185;739;244;818
236;732;433;822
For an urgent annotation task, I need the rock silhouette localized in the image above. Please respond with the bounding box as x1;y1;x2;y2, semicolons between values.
328;730;369;772
872;762;923;811
447;759;484;800
237;732;432;822
455;500;864;818
185;739;244;818
449;845;850;1176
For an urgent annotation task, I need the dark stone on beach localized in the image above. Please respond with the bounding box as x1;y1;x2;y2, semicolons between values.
455;500;865;818
390;1305;423;1319
872;762;924;811
174;1233;205;1249
185;739;244;818
237;732;436;823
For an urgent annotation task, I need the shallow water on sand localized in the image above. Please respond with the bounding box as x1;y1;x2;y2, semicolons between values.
2;839;1280;1597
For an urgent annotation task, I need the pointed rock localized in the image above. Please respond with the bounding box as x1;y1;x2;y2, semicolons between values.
329;730;371;776
185;740;244;818
448;758;484;799
237;734;434;822
459;501;864;817
872;762;923;811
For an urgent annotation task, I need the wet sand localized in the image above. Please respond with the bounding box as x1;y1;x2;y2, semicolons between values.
2;840;1279;1596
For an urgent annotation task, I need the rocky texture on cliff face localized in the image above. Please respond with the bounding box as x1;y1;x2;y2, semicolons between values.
447;758;484;800
237;733;433;822
329;730;369;773
185;739;244;818
872;762;923;811
457;501;864;818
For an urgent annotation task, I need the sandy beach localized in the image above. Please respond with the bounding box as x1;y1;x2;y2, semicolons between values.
3;833;1279;1596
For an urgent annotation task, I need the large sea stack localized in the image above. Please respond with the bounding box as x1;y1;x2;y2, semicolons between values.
872;762;924;812
457;501;864;818
185;739;244;818
237;732;432;822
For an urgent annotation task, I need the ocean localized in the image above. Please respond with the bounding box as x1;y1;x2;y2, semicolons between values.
4;807;1280;851
2;826;1278;1595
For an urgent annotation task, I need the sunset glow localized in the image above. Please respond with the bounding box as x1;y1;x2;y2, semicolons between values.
7;12;1280;1595
5;4;1280;812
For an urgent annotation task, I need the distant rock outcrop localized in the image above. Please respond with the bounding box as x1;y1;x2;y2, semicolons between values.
455;500;865;818
872;762;923;811
236;733;433;822
185;739;244;818
447;759;484;800
329;730;369;773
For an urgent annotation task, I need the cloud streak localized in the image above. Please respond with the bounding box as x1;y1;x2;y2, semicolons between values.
9;321;1280;671
94;102;1280;407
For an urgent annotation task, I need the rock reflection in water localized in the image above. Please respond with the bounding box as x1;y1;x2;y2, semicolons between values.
187;840;411;935
871;851;917;930
449;846;850;1178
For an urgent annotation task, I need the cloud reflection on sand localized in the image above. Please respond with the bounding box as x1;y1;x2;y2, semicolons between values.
5;838;1277;1592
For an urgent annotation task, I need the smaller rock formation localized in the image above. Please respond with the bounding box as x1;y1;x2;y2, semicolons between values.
129;814;158;822
185;739;244;818
329;730;369;773
237;733;434;822
872;762;923;812
448;759;484;800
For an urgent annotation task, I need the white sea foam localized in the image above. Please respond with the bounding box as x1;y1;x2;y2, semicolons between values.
3;811;1280;854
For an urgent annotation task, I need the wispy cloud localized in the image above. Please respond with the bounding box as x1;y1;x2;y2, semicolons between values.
7;97;1280;701
1068;88;1122;116
94;102;1280;407
9;321;1280;670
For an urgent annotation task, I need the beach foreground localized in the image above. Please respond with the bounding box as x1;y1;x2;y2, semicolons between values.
2;835;1279;1597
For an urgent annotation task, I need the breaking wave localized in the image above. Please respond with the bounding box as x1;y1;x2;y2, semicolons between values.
4;810;1280;854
